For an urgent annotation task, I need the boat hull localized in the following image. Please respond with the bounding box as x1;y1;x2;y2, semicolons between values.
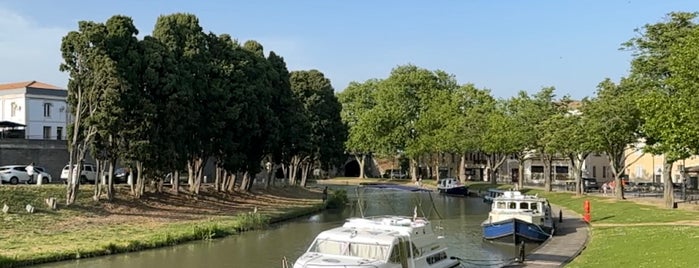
481;218;552;243
437;186;469;196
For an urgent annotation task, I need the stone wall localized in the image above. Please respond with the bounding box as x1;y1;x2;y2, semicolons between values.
0;139;71;181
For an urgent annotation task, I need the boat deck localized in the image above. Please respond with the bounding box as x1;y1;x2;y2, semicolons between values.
504;205;589;267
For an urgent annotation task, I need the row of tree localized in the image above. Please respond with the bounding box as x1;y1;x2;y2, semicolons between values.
339;11;699;208
60;13;346;204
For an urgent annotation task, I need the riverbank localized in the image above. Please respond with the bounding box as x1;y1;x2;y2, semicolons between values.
0;184;324;268
321;177;699;267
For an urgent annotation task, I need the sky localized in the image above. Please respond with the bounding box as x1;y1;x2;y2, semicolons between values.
0;1;698;100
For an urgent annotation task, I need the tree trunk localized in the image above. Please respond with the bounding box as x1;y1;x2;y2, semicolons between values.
355;155;366;178
265;163;276;189
517;159;525;190
228;172;239;193
93;160;102;201
134;161;145;198
570;154;584;196
541;154;553;192
188;157;206;195
214;166;221;192
300;162;310;187
410;158;418;182
663;160;675;209
106;159;115;200
459;154;467;182
172;170;180;195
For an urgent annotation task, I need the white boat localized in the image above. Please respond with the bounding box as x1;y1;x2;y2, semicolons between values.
294;215;461;268
481;191;554;243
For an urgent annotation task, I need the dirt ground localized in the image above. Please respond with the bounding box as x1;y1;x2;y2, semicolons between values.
53;184;324;229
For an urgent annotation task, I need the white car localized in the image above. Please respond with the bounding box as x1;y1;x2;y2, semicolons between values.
60;163;98;184
0;165;52;184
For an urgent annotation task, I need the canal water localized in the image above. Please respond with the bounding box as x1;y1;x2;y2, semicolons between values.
35;186;532;268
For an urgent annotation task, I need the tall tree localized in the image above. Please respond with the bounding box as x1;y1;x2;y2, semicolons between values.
585;78;643;199
540;98;594;195
506;91;542;189
338;80;380;178
624;12;699;208
152;13;211;194
60;21;120;204
290;70;346;187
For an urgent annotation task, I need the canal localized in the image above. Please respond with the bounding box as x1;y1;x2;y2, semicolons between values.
35;186;531;267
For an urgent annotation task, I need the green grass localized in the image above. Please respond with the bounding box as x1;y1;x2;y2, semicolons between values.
0;185;324;268
520;189;699;267
568;226;699;267
533;191;698;224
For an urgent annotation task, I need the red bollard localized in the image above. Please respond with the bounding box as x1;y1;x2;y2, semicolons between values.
583;200;591;223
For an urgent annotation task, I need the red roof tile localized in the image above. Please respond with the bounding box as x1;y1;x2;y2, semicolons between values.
0;81;63;90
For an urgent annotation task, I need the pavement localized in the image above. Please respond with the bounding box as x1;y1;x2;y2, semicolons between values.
503;205;589;268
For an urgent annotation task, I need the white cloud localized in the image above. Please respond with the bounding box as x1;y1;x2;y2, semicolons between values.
0;7;69;88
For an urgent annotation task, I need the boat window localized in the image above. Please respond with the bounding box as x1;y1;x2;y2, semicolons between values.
519;202;529;209
509;202;516;209
496;202;506;209
311;239;391;260
531;203;538;210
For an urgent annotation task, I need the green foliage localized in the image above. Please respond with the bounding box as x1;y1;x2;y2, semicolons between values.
325;189;349;209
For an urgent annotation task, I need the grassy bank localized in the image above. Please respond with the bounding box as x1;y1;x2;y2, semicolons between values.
0;185;324;268
530;190;699;267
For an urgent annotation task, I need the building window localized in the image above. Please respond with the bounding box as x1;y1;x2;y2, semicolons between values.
531;166;544;173
555;166;569;174
10;102;18;117
56;127;63;140
44;103;52;117
43;126;51;139
593;166;597;178
602;166;607;178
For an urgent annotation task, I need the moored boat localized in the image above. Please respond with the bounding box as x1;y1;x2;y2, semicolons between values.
294;215;461;268
437;178;469;196
482;188;505;203
481;191;554;243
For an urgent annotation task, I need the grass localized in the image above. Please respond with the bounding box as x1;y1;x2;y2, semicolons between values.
0;184;324;268
458;182;699;267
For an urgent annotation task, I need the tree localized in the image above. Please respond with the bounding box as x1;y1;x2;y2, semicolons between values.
60;21;121;205
152;13;211;195
624;12;699;208
530;87;561;192
481;99;521;184
540;98;595;195
338;80;380;178
585;78;643;199
290;70;346;187
506;91;544;189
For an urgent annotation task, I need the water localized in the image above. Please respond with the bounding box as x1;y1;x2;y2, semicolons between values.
35;186;530;268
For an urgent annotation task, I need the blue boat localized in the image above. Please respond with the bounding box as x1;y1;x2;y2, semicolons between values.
437;178;469;196
481;191;554;243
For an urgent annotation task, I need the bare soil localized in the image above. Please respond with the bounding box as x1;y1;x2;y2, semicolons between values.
52;184;323;230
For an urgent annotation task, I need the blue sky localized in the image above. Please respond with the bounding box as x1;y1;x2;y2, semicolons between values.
0;1;697;99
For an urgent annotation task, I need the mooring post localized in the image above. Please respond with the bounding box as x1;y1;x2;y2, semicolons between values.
559;209;563;223
518;240;525;263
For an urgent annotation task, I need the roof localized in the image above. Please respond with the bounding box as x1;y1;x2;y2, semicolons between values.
0;81;63;90
0;121;26;128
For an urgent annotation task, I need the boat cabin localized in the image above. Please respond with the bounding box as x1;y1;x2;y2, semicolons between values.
296;216;459;268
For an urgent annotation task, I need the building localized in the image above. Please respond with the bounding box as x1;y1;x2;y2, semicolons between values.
625;142;699;189
0;81;69;140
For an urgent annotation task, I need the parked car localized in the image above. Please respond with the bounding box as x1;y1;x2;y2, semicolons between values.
114;167;135;184
0;165;52;184
60;163;98;184
382;169;408;179
582;178;599;192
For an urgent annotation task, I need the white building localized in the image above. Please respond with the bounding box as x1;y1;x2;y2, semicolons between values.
0;81;68;140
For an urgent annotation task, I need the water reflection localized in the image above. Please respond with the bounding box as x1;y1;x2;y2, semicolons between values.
35;186;532;268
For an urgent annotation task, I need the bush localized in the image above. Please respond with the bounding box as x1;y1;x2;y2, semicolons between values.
326;189;348;209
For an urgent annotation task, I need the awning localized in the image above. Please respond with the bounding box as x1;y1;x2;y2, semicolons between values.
0;121;25;128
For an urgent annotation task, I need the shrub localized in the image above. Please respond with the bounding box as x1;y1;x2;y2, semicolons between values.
326;189;348;209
